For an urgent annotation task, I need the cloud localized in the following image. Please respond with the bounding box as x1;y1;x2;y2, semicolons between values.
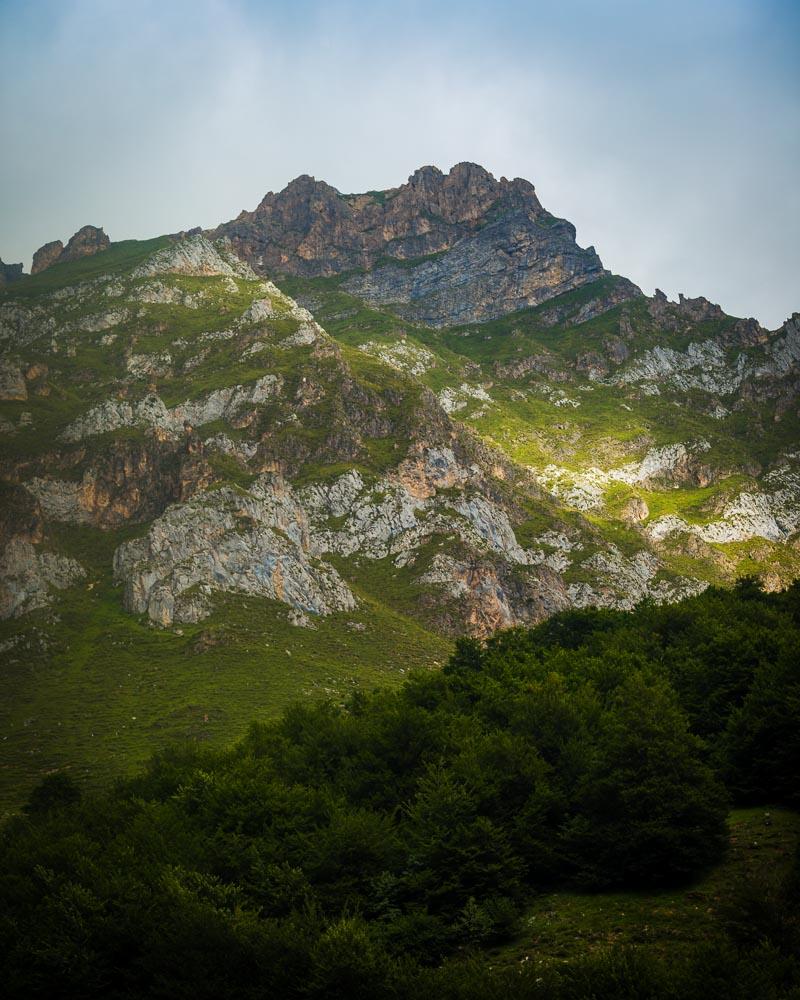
1;0;797;327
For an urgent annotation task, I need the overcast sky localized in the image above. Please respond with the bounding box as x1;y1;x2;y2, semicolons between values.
1;0;797;327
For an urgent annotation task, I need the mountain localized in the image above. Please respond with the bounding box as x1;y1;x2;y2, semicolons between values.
0;164;798;811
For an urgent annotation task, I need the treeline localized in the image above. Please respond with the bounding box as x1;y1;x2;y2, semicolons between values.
1;579;799;998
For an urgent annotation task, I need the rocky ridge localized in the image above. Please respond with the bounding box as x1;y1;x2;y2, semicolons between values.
213;163;623;326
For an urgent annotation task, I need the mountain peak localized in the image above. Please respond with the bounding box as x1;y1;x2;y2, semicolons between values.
212;163;601;323
408;163;444;185
282;173;335;194
31;225;110;274
447;160;494;182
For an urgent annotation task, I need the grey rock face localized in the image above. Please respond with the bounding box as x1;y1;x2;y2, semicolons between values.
0;537;85;619
646;460;800;544
0;361;27;400
126;353;173;379
615;341;749;396
567;546;706;611
112;456;565;630
419;551;571;634
24;478;95;525
133;234;256;280
113;476;355;625
75;309;129;333
342;211;607;327
129;281;208;308
610;310;800;402
765;314;800;376
109;443;708;634
0;302;57;352
61;375;281;442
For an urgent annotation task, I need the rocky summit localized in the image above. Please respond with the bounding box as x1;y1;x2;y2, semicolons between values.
213;162;616;325
0;164;798;808
31;225;111;275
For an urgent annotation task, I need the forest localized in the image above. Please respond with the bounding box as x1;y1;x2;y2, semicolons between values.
1;578;798;998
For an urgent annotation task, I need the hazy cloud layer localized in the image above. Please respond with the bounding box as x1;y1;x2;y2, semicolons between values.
1;0;797;327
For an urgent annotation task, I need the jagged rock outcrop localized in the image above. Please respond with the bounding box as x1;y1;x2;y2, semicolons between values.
61;225;110;264
0;259;24;286
113;476;357;626
31;240;64;275
0;537;85;618
133;234;254;279
216;164;532;275
213;163;617;325
31;226;110;274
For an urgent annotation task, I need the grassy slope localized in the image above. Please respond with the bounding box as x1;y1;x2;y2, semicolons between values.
494;808;799;966
5;238;172;298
